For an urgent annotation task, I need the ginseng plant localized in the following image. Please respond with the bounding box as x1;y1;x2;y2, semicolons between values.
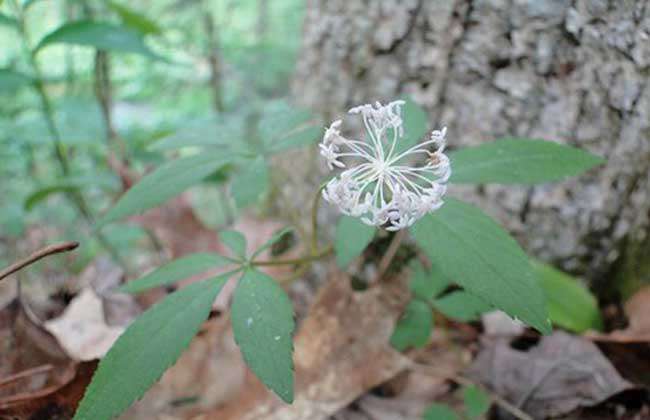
74;100;604;419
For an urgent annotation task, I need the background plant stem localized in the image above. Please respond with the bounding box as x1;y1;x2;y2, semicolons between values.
12;0;126;269
249;188;335;272
310;184;325;254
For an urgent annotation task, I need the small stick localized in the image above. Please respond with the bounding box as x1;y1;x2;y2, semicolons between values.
0;365;54;390
0;364;76;409
0;241;79;282
412;363;534;420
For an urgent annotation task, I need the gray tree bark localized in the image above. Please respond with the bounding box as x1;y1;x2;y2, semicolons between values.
292;0;650;292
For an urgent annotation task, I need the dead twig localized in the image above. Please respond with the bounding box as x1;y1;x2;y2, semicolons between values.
0;365;54;390
412;362;534;420
0;241;79;282
0;364;77;409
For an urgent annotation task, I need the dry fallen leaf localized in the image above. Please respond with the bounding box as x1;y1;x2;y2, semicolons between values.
1;299;69;395
481;310;525;337
134;195;222;258
76;257;141;328
588;286;650;343
468;331;634;418
0;361;97;419
584;287;650;389
121;315;247;420
334;328;470;420
44;288;125;361
0;299;97;419
197;268;411;420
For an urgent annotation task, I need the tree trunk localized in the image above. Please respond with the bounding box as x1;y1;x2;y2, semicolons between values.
292;0;650;292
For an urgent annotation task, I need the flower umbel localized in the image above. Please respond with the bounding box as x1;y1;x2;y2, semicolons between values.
320;100;451;231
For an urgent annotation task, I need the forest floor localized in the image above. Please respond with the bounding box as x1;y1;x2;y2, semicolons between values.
0;195;649;420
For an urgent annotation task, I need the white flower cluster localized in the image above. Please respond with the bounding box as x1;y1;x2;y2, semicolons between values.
319;100;451;231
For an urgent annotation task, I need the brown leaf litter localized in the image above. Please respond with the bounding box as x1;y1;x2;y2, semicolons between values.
588;286;650;344
0;299;96;419
468;331;636;419
191;268;412;420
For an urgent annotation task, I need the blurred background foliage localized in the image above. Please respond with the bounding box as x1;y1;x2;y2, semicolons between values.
0;0;306;273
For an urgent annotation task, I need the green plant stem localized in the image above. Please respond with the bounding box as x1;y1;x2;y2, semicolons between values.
12;0;125;269
12;0;70;177
33;79;70;173
252;245;333;267
63;0;76;93
202;0;224;113
253;186;332;268
310;183;326;254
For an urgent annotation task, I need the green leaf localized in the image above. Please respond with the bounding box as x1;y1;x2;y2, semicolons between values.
0;12;17;28
231;156;269;208
118;254;234;294
22;0;43;10
433;291;492;322
100;152;230;225
462;385;491;418
390;299;433;351
533;261;603;332
74;277;227;420
423;403;460;420
231;269;295;403
334;216;375;267
252;227;293;259
449;138;605;184
24;184;78;211
258;103;320;154
259;103;312;140
108;1;162;35
150;117;244;151
265;124;321;154
36;20;161;59
0;68;32;91
411;198;551;334
394;98;428;155
25;174;119;211
219;230;247;260
409;261;452;301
